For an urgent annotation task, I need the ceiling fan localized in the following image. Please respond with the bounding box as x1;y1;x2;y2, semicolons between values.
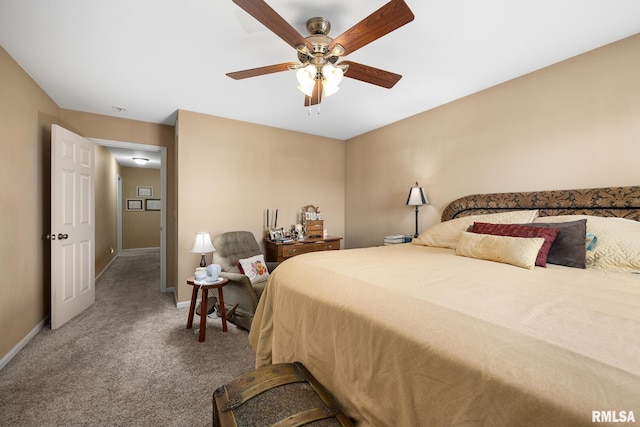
226;0;415;107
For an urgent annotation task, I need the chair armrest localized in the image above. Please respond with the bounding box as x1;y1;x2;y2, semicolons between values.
220;271;249;283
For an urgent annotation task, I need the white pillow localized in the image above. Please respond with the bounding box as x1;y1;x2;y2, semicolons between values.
412;210;539;249
238;254;270;284
535;215;640;272
455;232;545;270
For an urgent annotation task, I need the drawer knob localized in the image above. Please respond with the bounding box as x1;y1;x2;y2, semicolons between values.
326;245;333;249
288;249;297;254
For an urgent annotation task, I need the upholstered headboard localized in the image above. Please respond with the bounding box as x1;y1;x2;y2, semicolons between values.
441;186;640;222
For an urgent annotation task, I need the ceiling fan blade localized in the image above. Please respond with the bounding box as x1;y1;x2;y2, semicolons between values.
226;62;298;80
341;61;402;88
304;80;323;106
233;0;313;51
329;0;414;55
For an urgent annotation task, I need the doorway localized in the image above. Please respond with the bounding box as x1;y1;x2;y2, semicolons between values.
90;138;168;292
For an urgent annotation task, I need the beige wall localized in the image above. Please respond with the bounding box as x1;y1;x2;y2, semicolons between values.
175;110;345;302
0;46;60;359
345;33;640;248
121;167;161;249
95;145;121;274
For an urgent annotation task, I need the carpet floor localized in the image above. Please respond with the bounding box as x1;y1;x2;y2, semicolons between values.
0;249;255;426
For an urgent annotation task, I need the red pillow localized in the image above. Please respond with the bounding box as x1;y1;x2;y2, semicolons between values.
471;222;561;267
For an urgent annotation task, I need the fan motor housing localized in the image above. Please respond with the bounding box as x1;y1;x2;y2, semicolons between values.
305;17;332;54
306;17;330;36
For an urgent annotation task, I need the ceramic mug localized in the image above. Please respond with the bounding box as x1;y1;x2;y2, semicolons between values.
206;264;222;282
194;267;207;280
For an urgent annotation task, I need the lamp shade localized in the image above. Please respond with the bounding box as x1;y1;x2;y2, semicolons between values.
296;64;317;85
296;64;317;96
406;182;429;206
190;232;215;254
323;63;343;85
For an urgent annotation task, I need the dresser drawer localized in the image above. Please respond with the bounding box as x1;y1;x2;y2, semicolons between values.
317;241;339;251
264;236;343;262
281;243;319;258
304;220;324;237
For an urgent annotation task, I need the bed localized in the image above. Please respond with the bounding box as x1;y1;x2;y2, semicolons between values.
248;186;640;426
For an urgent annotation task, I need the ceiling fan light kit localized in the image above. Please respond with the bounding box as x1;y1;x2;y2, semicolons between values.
227;0;414;107
295;62;343;98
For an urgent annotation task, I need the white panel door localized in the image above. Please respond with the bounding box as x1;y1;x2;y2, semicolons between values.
50;125;95;329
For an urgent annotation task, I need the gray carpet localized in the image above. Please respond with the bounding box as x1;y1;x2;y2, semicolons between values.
0;249;255;426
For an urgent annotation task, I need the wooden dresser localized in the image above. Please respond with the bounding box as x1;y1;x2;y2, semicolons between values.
264;236;342;262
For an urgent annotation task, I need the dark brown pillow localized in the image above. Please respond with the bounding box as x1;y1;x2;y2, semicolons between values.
520;219;587;268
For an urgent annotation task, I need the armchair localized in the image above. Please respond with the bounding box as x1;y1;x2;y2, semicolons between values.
211;231;279;330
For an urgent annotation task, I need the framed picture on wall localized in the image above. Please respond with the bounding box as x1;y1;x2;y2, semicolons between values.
146;199;161;211
136;186;153;197
126;199;143;211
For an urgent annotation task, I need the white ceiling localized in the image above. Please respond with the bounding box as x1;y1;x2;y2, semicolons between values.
104;146;161;169
91;138;162;169
1;0;640;140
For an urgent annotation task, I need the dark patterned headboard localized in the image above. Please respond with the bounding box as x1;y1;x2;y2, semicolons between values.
441;186;640;222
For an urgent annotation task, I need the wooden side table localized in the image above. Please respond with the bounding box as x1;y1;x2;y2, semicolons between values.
186;276;229;342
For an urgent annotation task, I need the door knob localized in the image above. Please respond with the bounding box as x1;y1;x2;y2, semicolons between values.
57;233;69;240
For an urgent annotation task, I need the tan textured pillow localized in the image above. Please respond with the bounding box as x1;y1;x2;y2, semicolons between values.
535;215;640;272
455;232;545;269
413;210;539;249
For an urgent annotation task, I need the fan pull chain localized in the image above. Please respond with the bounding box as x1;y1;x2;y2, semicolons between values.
317;80;321;115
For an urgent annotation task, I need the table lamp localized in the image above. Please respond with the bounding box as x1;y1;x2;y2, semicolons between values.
406;182;429;238
190;232;215;267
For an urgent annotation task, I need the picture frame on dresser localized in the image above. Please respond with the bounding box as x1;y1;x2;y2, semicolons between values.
269;229;284;240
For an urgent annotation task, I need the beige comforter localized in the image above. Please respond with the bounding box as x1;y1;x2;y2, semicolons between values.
249;244;640;426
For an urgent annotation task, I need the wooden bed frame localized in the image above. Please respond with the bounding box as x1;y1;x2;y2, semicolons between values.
441;185;640;222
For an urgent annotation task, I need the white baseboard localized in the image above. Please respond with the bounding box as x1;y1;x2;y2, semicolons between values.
0;317;48;371
169;287;198;309
120;247;160;255
176;300;194;309
95;253;119;281
176;297;198;309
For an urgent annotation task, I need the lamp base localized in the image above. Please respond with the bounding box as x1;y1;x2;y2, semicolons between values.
199;254;207;267
414;206;420;238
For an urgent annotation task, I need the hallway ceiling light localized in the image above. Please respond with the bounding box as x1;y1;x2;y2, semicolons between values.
132;157;149;165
